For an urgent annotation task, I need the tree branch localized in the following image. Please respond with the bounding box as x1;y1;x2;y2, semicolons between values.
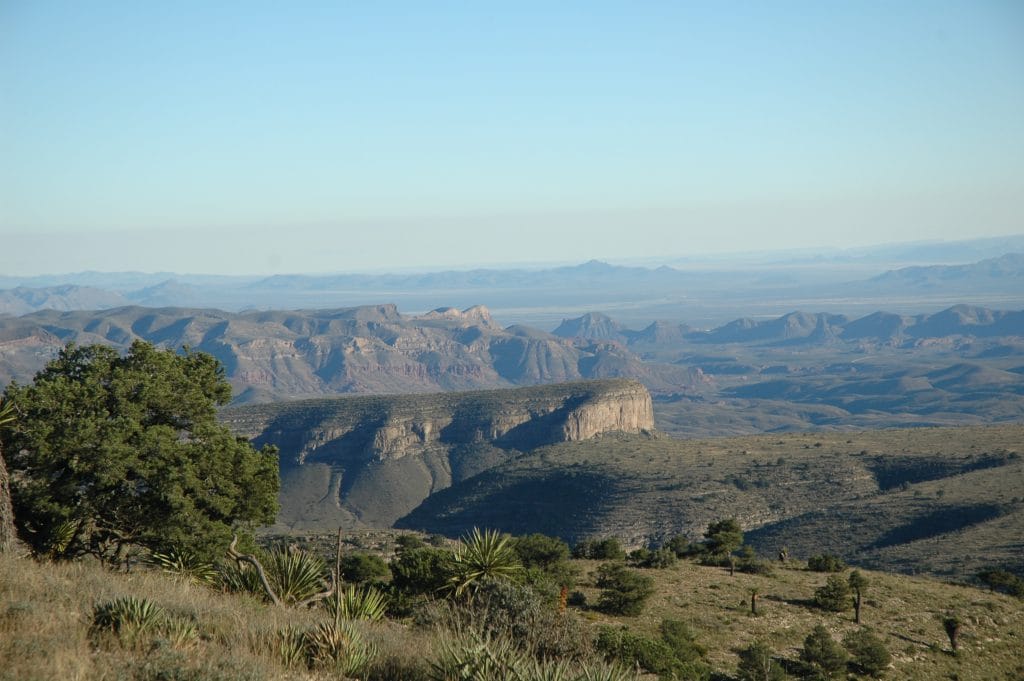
227;535;283;607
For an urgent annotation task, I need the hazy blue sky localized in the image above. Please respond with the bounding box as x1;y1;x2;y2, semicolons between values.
2;1;1022;275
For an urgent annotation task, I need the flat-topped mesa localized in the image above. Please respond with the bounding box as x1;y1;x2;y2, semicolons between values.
222;378;654;463
219;379;654;530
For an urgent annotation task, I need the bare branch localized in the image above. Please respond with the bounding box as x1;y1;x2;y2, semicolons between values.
227;535;283;607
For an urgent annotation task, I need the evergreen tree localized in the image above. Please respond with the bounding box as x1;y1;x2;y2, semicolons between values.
1;342;279;563
801;624;848;680
0;399;16;553
703;518;744;557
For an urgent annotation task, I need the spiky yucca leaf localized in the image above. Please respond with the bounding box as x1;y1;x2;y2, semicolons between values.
450;528;523;598
217;560;265;595
430;632;530;681
149;548;218;585
265;547;330;605
273;626;308;668
304;620;376;675
219;546;329;605
325;584;388;622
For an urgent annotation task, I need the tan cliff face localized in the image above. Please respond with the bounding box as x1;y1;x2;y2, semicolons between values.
220;379;654;529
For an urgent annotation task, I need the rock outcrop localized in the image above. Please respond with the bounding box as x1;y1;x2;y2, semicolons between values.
221;379;654;529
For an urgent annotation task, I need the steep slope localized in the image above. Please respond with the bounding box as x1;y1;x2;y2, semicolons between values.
221;379;654;529
396;425;1024;580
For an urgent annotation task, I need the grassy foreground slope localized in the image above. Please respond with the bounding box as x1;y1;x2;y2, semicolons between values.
398;425;1024;580
2;548;1022;681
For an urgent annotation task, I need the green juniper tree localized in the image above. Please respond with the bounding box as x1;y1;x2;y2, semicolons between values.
801;624;848;680
1;341;279;563
0;398;16;553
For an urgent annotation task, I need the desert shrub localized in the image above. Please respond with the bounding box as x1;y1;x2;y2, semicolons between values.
594;563;655;616
808;554;846;572
735;545;774;576
628;547;677;569
736;640;785;681
395;534;427;552
814;574;852;612
390;546;453;595
664;534;702;558
800;624;848;680
976;568;1024;598
574;537;626;560
341;552;390;583
659;619;706;664
443;578;592;661
843;628;892;677
512;533;571;568
597;626;709;680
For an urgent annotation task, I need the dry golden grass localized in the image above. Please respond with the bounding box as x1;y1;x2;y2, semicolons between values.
573;557;1024;680
2;546;1022;680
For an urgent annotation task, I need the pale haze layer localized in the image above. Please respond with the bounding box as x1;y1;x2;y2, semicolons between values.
1;1;1022;275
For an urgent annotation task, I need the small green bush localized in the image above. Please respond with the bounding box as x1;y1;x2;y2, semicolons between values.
628;547;677;569
736;640;785;681
814;574;852;612
594;563;655;616
808;554;846;572
390;547;452;595
800;624;848;680
596;625;709;680
574;537;626;560
843;628;892;677
340;552;390;583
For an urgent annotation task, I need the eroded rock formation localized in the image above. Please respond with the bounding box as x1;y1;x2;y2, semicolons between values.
221;379;653;529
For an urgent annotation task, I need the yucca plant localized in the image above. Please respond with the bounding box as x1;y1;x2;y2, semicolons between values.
430;632;530;681
304;619;377;676
271;626;308;668
158;614;200;650
92;596;165;647
449;528;524;598
575;664;640;681
324;583;388;621
218;559;266;595
149;548;218;585
220;545;331;606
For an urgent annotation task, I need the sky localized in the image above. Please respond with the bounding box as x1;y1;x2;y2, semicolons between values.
1;1;1023;275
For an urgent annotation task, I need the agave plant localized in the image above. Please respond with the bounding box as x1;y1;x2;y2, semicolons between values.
324;584;388;622
149;548;218;585
449;528;523;598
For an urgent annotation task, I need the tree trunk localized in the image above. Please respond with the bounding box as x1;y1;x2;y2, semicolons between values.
854;591;862;624
0;450;15;554
750;592;758;615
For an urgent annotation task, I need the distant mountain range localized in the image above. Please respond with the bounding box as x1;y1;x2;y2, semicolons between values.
2;302;1022;435
0;304;705;402
3;241;1024;328
552;304;1024;346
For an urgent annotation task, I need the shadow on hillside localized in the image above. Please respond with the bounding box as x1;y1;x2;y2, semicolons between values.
395;469;620;542
867;503;1005;549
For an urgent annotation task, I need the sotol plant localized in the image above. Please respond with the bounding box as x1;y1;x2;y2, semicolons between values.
450;528;524;597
